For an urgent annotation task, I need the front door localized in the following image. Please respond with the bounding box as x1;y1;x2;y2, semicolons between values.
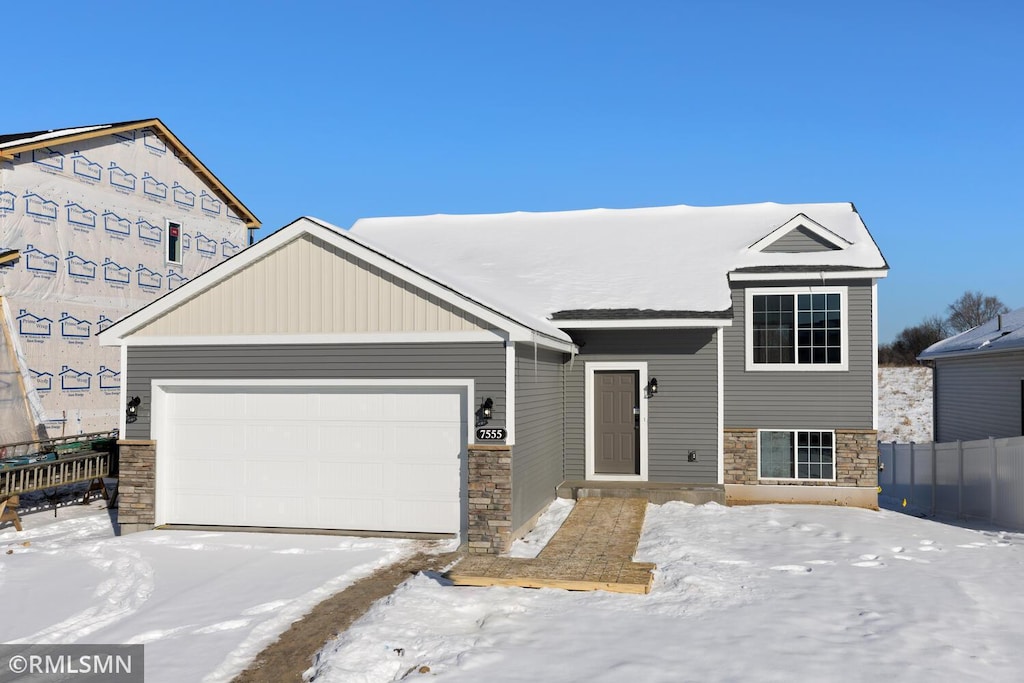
594;371;640;475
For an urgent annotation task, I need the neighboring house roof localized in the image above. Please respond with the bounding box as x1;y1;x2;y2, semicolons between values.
0;118;260;229
918;307;1024;361
350;202;888;321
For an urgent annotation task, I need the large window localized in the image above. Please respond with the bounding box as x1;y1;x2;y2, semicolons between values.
746;287;848;371
759;429;835;480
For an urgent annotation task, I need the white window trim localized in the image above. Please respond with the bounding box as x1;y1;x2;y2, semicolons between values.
165;219;183;266
744;285;849;372
756;428;837;482
584;361;648;481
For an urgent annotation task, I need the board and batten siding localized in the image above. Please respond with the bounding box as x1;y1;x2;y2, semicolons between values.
125;343;506;440
132;234;490;336
933;351;1024;442
723;280;873;429
512;345;566;531
564;329;720;483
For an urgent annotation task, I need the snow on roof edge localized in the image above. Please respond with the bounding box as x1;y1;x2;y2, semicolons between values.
919;307;1024;360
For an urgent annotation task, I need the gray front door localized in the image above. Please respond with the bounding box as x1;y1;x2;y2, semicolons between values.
594;371;640;475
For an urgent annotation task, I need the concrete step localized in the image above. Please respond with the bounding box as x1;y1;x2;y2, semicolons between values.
556;480;726;506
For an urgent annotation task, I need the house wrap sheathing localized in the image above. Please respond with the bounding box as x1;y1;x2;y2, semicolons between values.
0;120;257;441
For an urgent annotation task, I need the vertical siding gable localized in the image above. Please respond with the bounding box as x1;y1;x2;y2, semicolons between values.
131;234;490;336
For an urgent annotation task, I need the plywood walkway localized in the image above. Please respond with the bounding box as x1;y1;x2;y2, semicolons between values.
447;497;654;594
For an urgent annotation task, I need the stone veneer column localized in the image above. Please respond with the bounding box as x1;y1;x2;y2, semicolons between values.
467;444;512;554
835;429;878;486
723;428;758;484
116;439;157;535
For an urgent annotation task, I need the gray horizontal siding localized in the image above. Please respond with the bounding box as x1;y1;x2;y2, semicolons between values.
512;346;566;530
763;226;839;252
564;329;719;483
934;352;1024;441
125;343;506;439
723;280;873;429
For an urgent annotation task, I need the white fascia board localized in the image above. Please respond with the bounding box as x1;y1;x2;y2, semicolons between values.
505;342;516;445
918;345;1024;362
872;280;879;431
729;269;889;282
748;213;853;252
554;318;733;329
105;331;508;347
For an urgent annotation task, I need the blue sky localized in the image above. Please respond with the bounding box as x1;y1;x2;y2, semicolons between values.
4;1;1021;341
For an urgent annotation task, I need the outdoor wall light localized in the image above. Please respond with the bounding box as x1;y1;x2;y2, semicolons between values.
475;397;494;427
126;396;141;424
645;377;659;398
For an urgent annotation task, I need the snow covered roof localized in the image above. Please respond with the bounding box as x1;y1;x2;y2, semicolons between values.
918;307;1024;360
350;202;888;321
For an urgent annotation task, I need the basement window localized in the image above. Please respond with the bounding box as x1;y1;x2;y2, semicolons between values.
758;429;836;480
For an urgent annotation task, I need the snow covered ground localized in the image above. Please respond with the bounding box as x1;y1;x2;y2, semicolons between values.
0;503;413;683
878;365;933;443
312;500;1024;682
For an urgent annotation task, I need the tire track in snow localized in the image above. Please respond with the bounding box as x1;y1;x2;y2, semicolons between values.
9;543;154;644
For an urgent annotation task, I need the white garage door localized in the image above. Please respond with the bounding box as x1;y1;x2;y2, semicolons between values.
156;383;467;534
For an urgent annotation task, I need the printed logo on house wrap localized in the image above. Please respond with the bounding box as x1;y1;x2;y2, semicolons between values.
0;644;143;682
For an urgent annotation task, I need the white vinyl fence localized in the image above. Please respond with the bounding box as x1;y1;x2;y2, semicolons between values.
878;436;1024;530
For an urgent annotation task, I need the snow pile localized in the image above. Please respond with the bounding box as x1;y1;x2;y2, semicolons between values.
310;501;1024;682
878;365;933;443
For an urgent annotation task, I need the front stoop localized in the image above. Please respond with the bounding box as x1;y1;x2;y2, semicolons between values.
557;480;726;506
447;497;654;594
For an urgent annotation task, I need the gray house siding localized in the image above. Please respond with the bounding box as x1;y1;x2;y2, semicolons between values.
723;280;874;429
564;329;719;483
125;342;507;439
511;346;566;531
762;226;840;253
933;351;1024;442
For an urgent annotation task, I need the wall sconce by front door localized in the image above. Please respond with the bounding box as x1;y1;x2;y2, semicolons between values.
475;397;494;427
645;377;659;399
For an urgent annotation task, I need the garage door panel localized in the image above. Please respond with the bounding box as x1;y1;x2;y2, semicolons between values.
175;493;244;525
161;385;465;534
247;423;314;454
390;501;459;532
175;422;247;453
242;495;310;527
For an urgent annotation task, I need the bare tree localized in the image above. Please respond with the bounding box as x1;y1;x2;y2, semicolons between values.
879;315;950;365
946;291;1009;333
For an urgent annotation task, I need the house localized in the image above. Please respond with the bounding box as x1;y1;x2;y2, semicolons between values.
99;202;888;549
918;308;1024;442
0;119;259;442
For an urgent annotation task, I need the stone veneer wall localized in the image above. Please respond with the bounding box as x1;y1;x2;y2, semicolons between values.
724;428;878;486
117;439;157;534
467;444;512;554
